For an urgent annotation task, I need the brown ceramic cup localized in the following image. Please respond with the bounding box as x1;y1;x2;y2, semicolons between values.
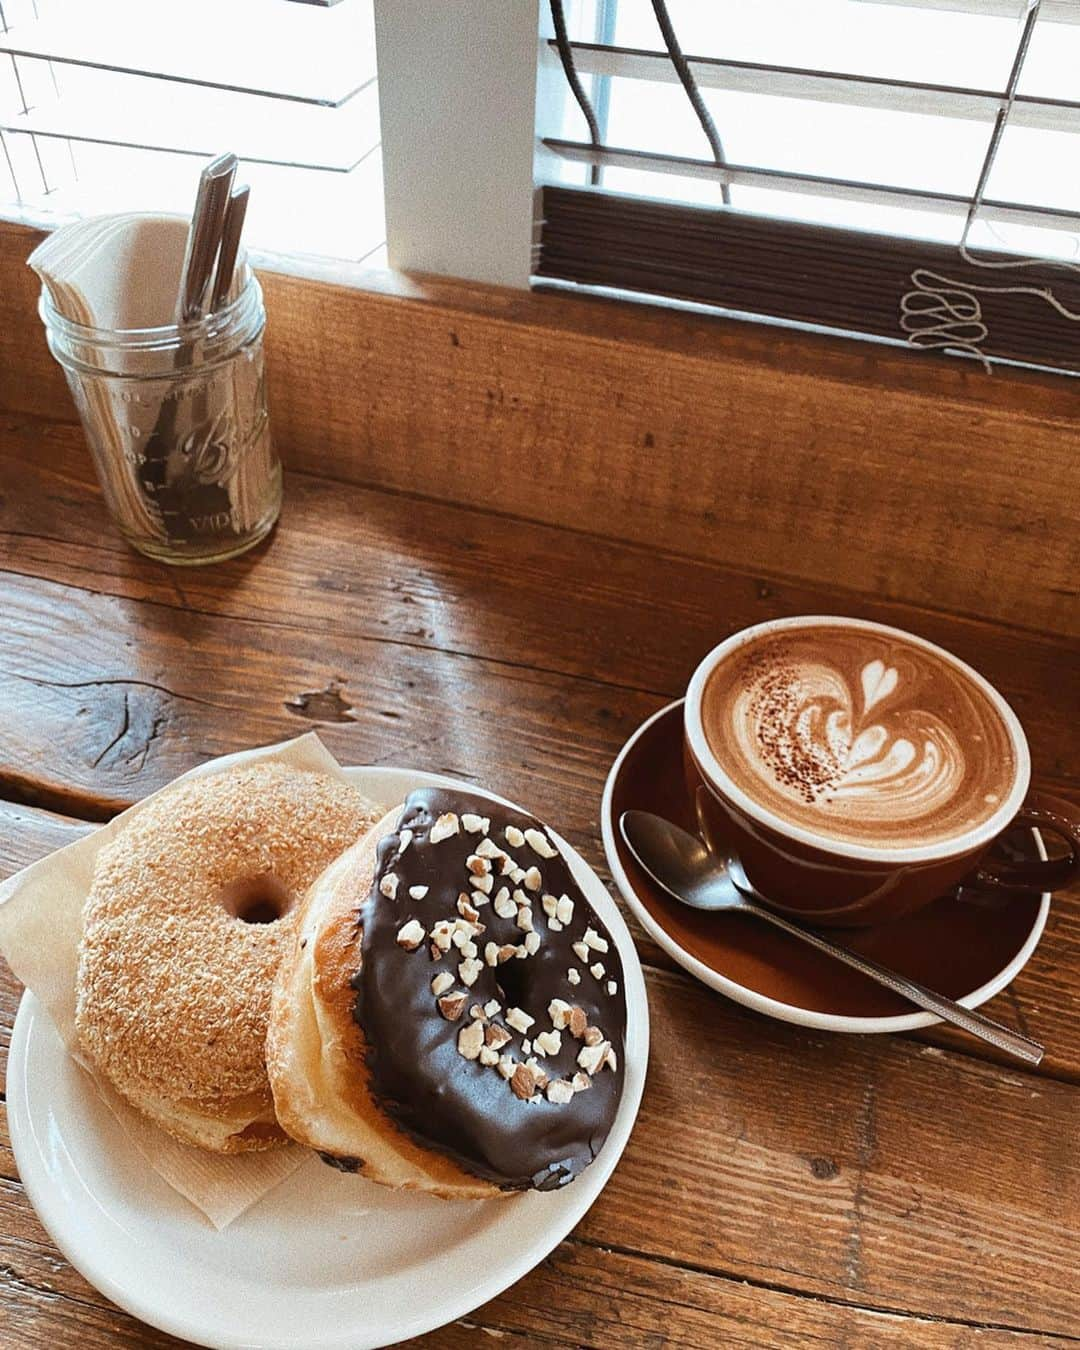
684;616;1080;927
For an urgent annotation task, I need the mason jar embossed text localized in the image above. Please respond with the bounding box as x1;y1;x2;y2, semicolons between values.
40;270;280;564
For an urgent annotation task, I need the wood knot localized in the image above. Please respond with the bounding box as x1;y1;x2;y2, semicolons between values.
284;680;355;723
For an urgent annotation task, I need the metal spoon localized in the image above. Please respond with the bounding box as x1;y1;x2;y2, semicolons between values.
619;810;1043;1066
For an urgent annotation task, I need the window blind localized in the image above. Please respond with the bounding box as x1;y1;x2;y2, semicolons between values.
0;0;385;263
536;0;1080;373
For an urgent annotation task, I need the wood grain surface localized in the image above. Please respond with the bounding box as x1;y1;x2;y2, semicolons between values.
0;404;1077;1347
1;221;1078;638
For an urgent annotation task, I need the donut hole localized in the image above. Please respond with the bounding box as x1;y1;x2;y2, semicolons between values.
219;873;294;925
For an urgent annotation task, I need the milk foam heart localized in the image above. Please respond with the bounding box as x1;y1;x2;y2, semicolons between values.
701;625;1017;849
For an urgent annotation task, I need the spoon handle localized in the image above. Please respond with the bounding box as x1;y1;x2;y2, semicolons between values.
743;900;1044;1065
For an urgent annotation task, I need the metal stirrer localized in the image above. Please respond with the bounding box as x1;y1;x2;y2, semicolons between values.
177;152;238;324
210;184;250;313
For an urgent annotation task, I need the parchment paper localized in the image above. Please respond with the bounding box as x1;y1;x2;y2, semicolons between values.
0;732;369;1229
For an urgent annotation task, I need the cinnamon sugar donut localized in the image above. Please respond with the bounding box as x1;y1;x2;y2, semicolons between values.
268;787;627;1196
75;762;381;1153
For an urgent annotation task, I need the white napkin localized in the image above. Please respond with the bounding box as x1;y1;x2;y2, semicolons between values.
29;212;248;329
0;733;368;1229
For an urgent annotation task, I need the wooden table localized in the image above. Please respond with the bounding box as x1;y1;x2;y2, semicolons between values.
1;410;1077;1348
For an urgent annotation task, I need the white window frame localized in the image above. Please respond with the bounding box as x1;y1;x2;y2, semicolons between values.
373;0;546;289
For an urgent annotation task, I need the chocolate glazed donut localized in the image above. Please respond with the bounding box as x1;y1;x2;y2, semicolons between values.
267;789;627;1197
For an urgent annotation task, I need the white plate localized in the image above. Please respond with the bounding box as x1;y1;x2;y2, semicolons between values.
601;700;1049;1035
7;765;648;1350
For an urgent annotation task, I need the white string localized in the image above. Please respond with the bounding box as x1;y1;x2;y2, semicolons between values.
899;0;1080;369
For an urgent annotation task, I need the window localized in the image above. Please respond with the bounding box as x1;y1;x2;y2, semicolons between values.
0;0;385;264
4;0;1077;372
535;0;1080;371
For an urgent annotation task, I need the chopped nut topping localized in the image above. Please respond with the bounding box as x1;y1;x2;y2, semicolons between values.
569;1007;589;1039
521;1038;532;1055
523;931;541;955
430;943;443;961
525;1057;549;1090
556;895;574;925
549;918;563;932
469;1003;487;1020
457;1020;485;1059
466;854;491;877
497;1053;516;1080
514;943;530;960
438;992;468;1021
395;919;425;950
431;972;454;996
430;813;461;844
484;942;499;967
497;943;518;963
471;890;490;908
510;1062;538;1099
430;920;454;951
549;998;572;1029
485;1023;512;1049
534;1029;562;1057
506;1006;535;1034
572;1071;591;1092
462;813;490;835
499;855;516;876
523;866;542;892
510;867;526;884
452;928;473;951
567;967;581;986
577;1040;612;1075
493;889;516;919
516;907;534;933
380;873;400;900
472;874;494;895
524;828;558;859
546;1079;575;1104
483;998;502;1018
479;1046;500;1066
572;941;589;962
408;885;429;901
458;957;483;986
475;837;503;859
583;927;609;954
541;894;559;918
505;825;526;849
606;980;618;996
457;895;480;922
512;888;529;907
590;963;605;980
605;1046;618;1072
398;829;413;853
583;1025;604;1047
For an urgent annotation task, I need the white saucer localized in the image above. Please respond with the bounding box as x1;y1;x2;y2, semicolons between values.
7;765;648;1350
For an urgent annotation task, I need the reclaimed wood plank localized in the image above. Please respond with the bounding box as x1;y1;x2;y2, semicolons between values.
0;417;1076;798
423;1242;1069;1349
574;967;1079;1336
0;809;1077;1336
1;221;1077;636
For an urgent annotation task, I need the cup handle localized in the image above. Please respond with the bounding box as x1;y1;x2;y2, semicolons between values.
971;791;1080;891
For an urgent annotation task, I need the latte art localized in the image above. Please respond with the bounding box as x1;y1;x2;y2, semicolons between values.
702;626;1017;849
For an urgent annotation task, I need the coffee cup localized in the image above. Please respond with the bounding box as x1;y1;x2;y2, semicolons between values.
684;615;1079;927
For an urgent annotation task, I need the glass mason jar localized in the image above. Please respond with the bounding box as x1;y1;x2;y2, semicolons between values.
40;270;281;565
